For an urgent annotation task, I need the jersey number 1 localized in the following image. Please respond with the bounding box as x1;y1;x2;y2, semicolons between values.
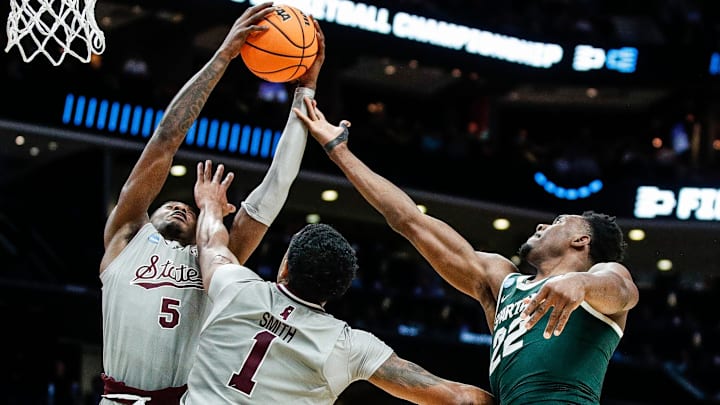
229;331;277;396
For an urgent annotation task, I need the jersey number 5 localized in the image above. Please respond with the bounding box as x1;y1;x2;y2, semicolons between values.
158;297;181;329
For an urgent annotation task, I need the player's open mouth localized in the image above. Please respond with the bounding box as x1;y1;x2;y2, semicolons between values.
171;212;186;221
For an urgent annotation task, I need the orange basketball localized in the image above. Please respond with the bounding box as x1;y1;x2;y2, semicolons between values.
240;4;318;83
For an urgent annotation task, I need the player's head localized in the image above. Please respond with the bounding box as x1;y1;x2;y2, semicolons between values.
581;210;627;263
149;201;198;246
518;210;626;267
281;223;358;305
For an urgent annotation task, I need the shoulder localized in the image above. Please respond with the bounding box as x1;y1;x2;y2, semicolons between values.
208;263;263;299
344;327;394;368
100;222;154;273
472;251;518;295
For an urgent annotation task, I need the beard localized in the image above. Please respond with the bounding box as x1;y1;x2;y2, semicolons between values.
517;242;532;261
159;221;187;243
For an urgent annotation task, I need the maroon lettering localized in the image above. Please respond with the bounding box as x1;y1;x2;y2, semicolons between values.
132;255;202;289
229;331;277;396
159;297;181;328
280;306;294;320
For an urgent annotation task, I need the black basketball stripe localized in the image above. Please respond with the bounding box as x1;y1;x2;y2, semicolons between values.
250;64;309;82
243;41;307;58
253;7;316;50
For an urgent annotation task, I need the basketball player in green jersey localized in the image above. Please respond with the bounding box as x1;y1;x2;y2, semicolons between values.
99;3;327;403
293;98;640;404
185;160;495;404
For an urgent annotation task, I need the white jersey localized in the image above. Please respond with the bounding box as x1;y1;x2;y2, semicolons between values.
100;223;209;396
181;264;393;404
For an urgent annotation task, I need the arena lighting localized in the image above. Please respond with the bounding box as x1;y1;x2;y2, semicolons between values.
493;218;510;231
533;172;603;200
397;324;421;337
634;186;720;221
710;52;720;76
305;213;321;224
657;259;673;272
459;329;492;346
321;189;339;202
169;165;187;177
627;229;646;242
62;93;282;159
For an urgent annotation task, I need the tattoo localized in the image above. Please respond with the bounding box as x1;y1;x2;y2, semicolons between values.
375;354;443;388
212;254;234;266
159;58;228;140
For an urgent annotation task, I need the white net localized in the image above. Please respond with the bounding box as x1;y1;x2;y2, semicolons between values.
5;0;106;66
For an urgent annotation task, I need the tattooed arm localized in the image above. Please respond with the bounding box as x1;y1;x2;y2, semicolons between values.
368;353;495;405
101;3;275;273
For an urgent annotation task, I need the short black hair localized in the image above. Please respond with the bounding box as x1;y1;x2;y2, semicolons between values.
582;211;627;263
286;223;358;304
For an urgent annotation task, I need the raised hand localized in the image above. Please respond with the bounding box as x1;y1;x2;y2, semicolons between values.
218;2;276;60
194;160;237;217
296;18;326;90
293;97;351;152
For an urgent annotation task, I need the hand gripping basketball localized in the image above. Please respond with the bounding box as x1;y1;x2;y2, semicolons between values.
221;2;276;60
240;4;319;82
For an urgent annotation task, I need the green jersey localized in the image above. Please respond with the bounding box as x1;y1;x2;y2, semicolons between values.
489;273;623;404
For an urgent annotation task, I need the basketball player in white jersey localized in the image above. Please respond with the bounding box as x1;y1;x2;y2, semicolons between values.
99;3;327;403
182;160;495;404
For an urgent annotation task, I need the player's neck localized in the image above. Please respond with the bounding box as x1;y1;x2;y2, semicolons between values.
534;255;588;279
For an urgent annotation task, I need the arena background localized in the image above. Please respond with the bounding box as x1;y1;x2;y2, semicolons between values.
1;0;719;403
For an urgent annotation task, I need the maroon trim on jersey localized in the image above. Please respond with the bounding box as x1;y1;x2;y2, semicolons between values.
101;373;187;404
276;283;325;312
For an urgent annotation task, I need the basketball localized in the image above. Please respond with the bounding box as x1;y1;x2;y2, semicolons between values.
240;4;318;83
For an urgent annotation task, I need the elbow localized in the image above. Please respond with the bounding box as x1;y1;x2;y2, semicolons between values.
453;384;495;405
385;208;420;236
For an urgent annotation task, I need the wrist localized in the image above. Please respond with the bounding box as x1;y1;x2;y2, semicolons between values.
297;81;317;91
294;87;316;99
323;123;350;153
213;49;234;64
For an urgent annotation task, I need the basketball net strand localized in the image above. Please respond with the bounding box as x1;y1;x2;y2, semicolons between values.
5;0;106;66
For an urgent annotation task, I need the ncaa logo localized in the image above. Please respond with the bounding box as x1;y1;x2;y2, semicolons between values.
148;233;161;244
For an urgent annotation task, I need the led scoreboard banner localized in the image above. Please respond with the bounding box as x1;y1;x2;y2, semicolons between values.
222;0;718;81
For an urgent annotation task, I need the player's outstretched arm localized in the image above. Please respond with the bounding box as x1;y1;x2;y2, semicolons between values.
194;160;240;290
293;98;515;311
228;17;326;264
103;2;275;252
368;353;495;405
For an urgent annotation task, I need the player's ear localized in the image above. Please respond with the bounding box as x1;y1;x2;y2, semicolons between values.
572;234;591;247
277;253;290;283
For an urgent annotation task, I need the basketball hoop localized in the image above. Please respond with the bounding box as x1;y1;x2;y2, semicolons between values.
5;0;106;66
